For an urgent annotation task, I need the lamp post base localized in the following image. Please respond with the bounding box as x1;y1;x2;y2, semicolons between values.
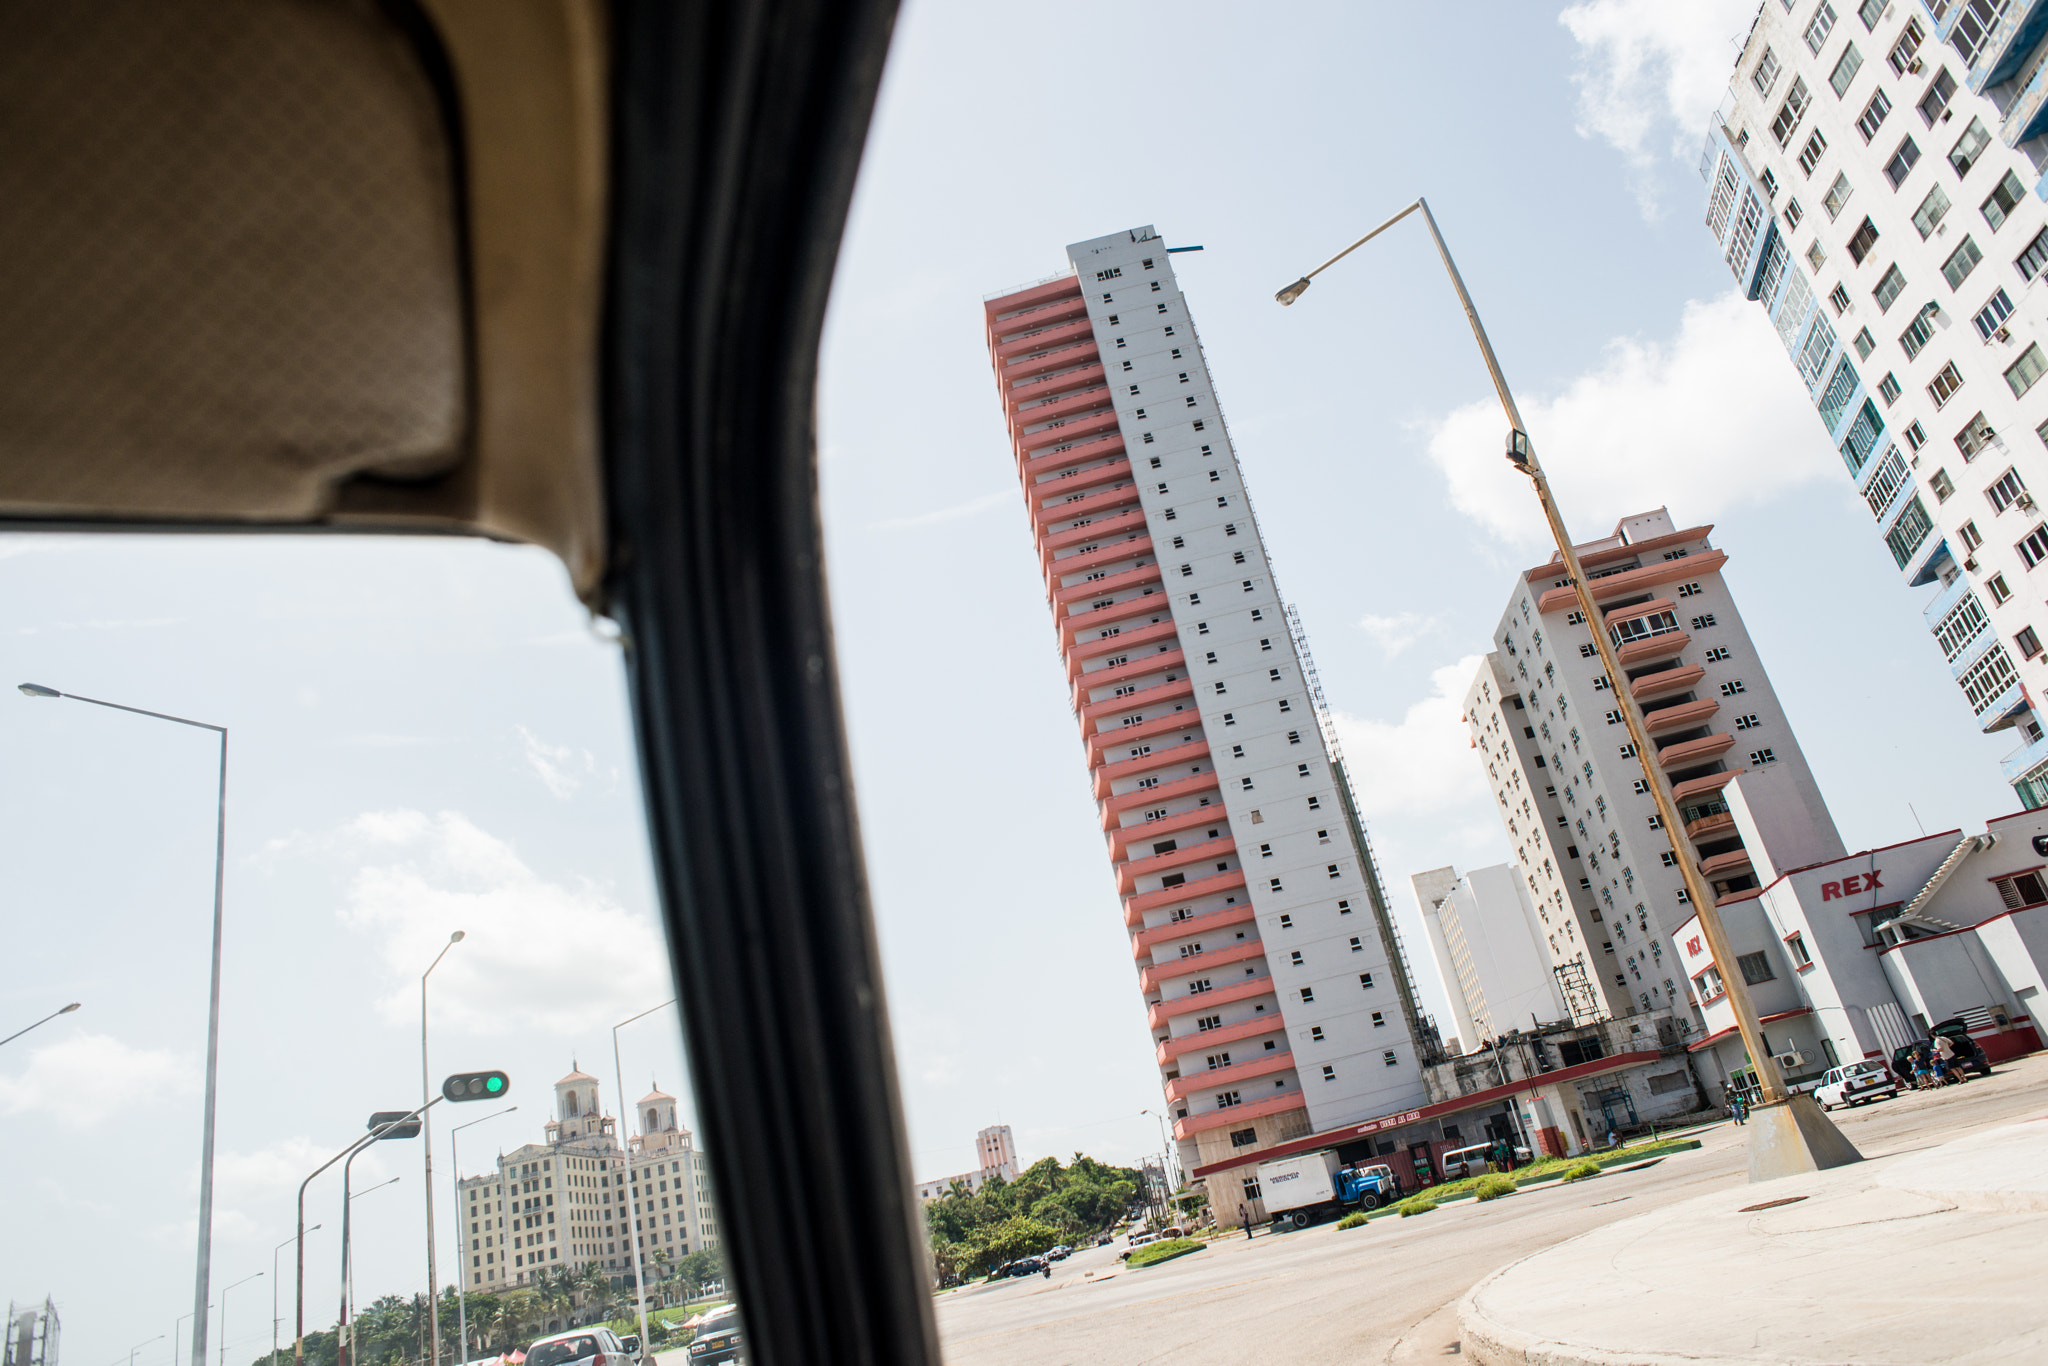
1746;1093;1863;1182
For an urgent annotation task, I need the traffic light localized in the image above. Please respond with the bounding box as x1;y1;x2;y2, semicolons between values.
367;1110;422;1139
442;1070;511;1102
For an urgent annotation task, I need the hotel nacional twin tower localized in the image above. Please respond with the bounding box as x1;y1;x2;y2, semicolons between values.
981;228;1433;1175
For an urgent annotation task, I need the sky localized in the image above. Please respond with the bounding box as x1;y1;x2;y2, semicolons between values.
1;3;2025;1364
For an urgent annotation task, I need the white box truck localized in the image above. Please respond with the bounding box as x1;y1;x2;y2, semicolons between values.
1255;1150;1399;1229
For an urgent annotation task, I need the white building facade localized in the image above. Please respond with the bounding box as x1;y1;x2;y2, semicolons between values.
1704;0;2048;809
1466;509;1845;1028
1672;783;2046;1091
1412;863;1568;1046
456;1068;719;1292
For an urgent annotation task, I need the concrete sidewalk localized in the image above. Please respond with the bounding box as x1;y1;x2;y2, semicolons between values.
1457;1115;2048;1365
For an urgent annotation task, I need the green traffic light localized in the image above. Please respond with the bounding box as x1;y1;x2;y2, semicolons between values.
487;1075;504;1093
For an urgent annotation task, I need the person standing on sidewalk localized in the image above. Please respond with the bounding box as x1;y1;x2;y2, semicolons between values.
1238;1204;1253;1240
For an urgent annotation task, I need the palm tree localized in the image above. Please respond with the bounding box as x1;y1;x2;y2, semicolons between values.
576;1264;613;1323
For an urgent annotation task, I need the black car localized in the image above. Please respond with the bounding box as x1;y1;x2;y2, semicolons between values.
1891;1034;1987;1084
686;1307;743;1366
1930;1019;1994;1075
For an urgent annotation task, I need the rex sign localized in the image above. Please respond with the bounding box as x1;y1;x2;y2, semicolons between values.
1821;871;1882;900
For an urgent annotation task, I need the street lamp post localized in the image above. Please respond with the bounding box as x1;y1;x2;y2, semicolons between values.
613;999;675;1353
421;931;465;1366
1139;1110;1176;1220
20;683;229;1362
448;1105;517;1366
129;1334;165;1366
343;1176;402;1366
175;1314;195;1366
273;1226;319;1366
1274;198;1862;1179
297;1100;442;1366
219;1274;263;1366
0;1001;80;1048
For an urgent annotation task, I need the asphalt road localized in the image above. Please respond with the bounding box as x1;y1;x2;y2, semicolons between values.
932;1053;2048;1365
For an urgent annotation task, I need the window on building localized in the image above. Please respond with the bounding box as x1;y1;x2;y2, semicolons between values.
1853;326;1876;359
1830;41;1864;95
1900;308;1937;359
1903;420;1928;450
1990;572;2014;604
1878;372;1902;404
2018;226;2048;283
1927;362;1965;407
1828;282;1852;314
1960;641;2020;714
2015;626;2044;658
1693;613;1719;629
1950;117;1993;178
2017;525;2048;571
1750;747;1779;766
1883;136;1921;188
1931;468;1956;501
1943;236;1984;290
1737;951;1777;985
1735;712;1762;730
1772;77;1811;145
1994;869;2048;909
1382;1051;1399;1067
1911;184;1951;238
1957;413;1998;460
1915;63;1953;119
1799;129;1829;176
1786;196;1805;230
1822;171;1853;219
1807;238;1829;271
1754;44;1782;95
1984;170;2026;231
1705;646;1733;662
1721;679;1747;695
1886;495;1936;566
1855;87;1890;141
1786;933;1813;968
1874;263;1907;311
2007;343;2048;398
1804;1;1837;53
1988;467;2027;513
1974;288;2015;340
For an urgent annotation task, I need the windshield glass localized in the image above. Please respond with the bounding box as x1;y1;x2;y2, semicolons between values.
526;1338;597;1366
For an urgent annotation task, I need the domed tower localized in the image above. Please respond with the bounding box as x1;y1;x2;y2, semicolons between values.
548;1065;603;1140
634;1083;691;1155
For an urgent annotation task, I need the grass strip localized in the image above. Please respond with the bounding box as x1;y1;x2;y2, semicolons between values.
1126;1237;1203;1268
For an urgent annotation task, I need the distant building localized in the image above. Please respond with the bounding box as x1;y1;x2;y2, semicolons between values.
916;1123;1023;1201
456;1067;718;1293
1412;864;1566;1047
1466;508;1844;1027
1673;781;2047;1094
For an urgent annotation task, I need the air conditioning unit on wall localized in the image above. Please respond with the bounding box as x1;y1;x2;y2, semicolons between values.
1774;1051;1805;1070
2018;492;2037;511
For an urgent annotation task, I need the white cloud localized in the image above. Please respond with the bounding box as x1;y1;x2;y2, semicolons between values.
293;809;671;1039
1358;611;1441;658
1425;291;1834;549
1333;655;1491;820
867;489;1012;532
1559;0;1758;215
0;1031;196;1126
518;724;594;799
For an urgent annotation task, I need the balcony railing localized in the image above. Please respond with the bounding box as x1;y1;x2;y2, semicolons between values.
1154;1007;1280;1061
1125;867;1246;923
1100;768;1221;825
1145;970;1273;1029
1131;901;1255;953
1117;834;1236;893
1172;1089;1305;1142
1163;1047;1294;1102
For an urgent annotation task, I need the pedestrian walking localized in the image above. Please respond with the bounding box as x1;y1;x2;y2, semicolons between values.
1239;1203;1252;1240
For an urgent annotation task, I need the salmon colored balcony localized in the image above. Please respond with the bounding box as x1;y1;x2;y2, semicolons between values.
991;313;1091;361
1132;901;1255;954
1140;936;1262;993
1006;364;1107;417
1081;676;1192;725
1604;596;1674;624
1125;869;1246;924
1094;738;1208;800
1174;1091;1305;1141
1060;591;1169;648
1074;647;1185;700
1116;835;1236;894
1153;1008;1279;1061
1699;847;1753;878
1049;536;1153;589
1146;971;1272;1030
1017;407;1120;457
1535;549;1729;614
1032;476;1137;529
1041;506;1145;554
1642;697;1718;736
1164;1048;1294;1103
1074;629;1183;685
1112;804;1231;862
1100;769;1220;826
1089;710;1204;768
1685;810;1736;841
1054;559;1161;607
1010;384;1111;431
1657;732;1734;769
1632;664;1704;702
1616;631;1690;667
1672;770;1737;803
1022;430;1124;480
984;274;1081;318
1003;337;1097;382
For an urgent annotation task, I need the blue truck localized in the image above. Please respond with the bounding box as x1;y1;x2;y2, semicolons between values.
1255;1151;1401;1229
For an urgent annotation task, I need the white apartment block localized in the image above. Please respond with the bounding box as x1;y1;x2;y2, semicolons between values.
1465;509;1845;1028
1411;863;1568;1048
914;1123;1022;1201
1706;0;2048;809
456;1068;719;1292
984;227;1432;1219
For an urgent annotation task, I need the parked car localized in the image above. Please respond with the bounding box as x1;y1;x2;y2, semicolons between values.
1046;1244;1072;1261
617;1336;641;1366
1930;1019;1994;1076
685;1306;744;1365
1813;1061;1898;1110
527;1328;632;1366
1095;1233;1115;1247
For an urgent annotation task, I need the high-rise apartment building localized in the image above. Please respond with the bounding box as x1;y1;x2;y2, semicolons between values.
1411;863;1565;1048
1703;2;2048;807
456;1068;719;1292
1465;509;1844;1027
975;1123;1019;1180
981;227;1430;1194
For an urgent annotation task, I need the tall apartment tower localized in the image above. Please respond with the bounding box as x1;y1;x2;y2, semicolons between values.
1465;509;1845;1026
982;227;1430;1178
1411;863;1564;1048
1703;2;2048;808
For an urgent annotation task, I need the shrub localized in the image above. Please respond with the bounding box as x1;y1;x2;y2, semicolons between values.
1561;1160;1603;1183
1473;1174;1518;1202
1395;1196;1439;1217
1335;1211;1369;1229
